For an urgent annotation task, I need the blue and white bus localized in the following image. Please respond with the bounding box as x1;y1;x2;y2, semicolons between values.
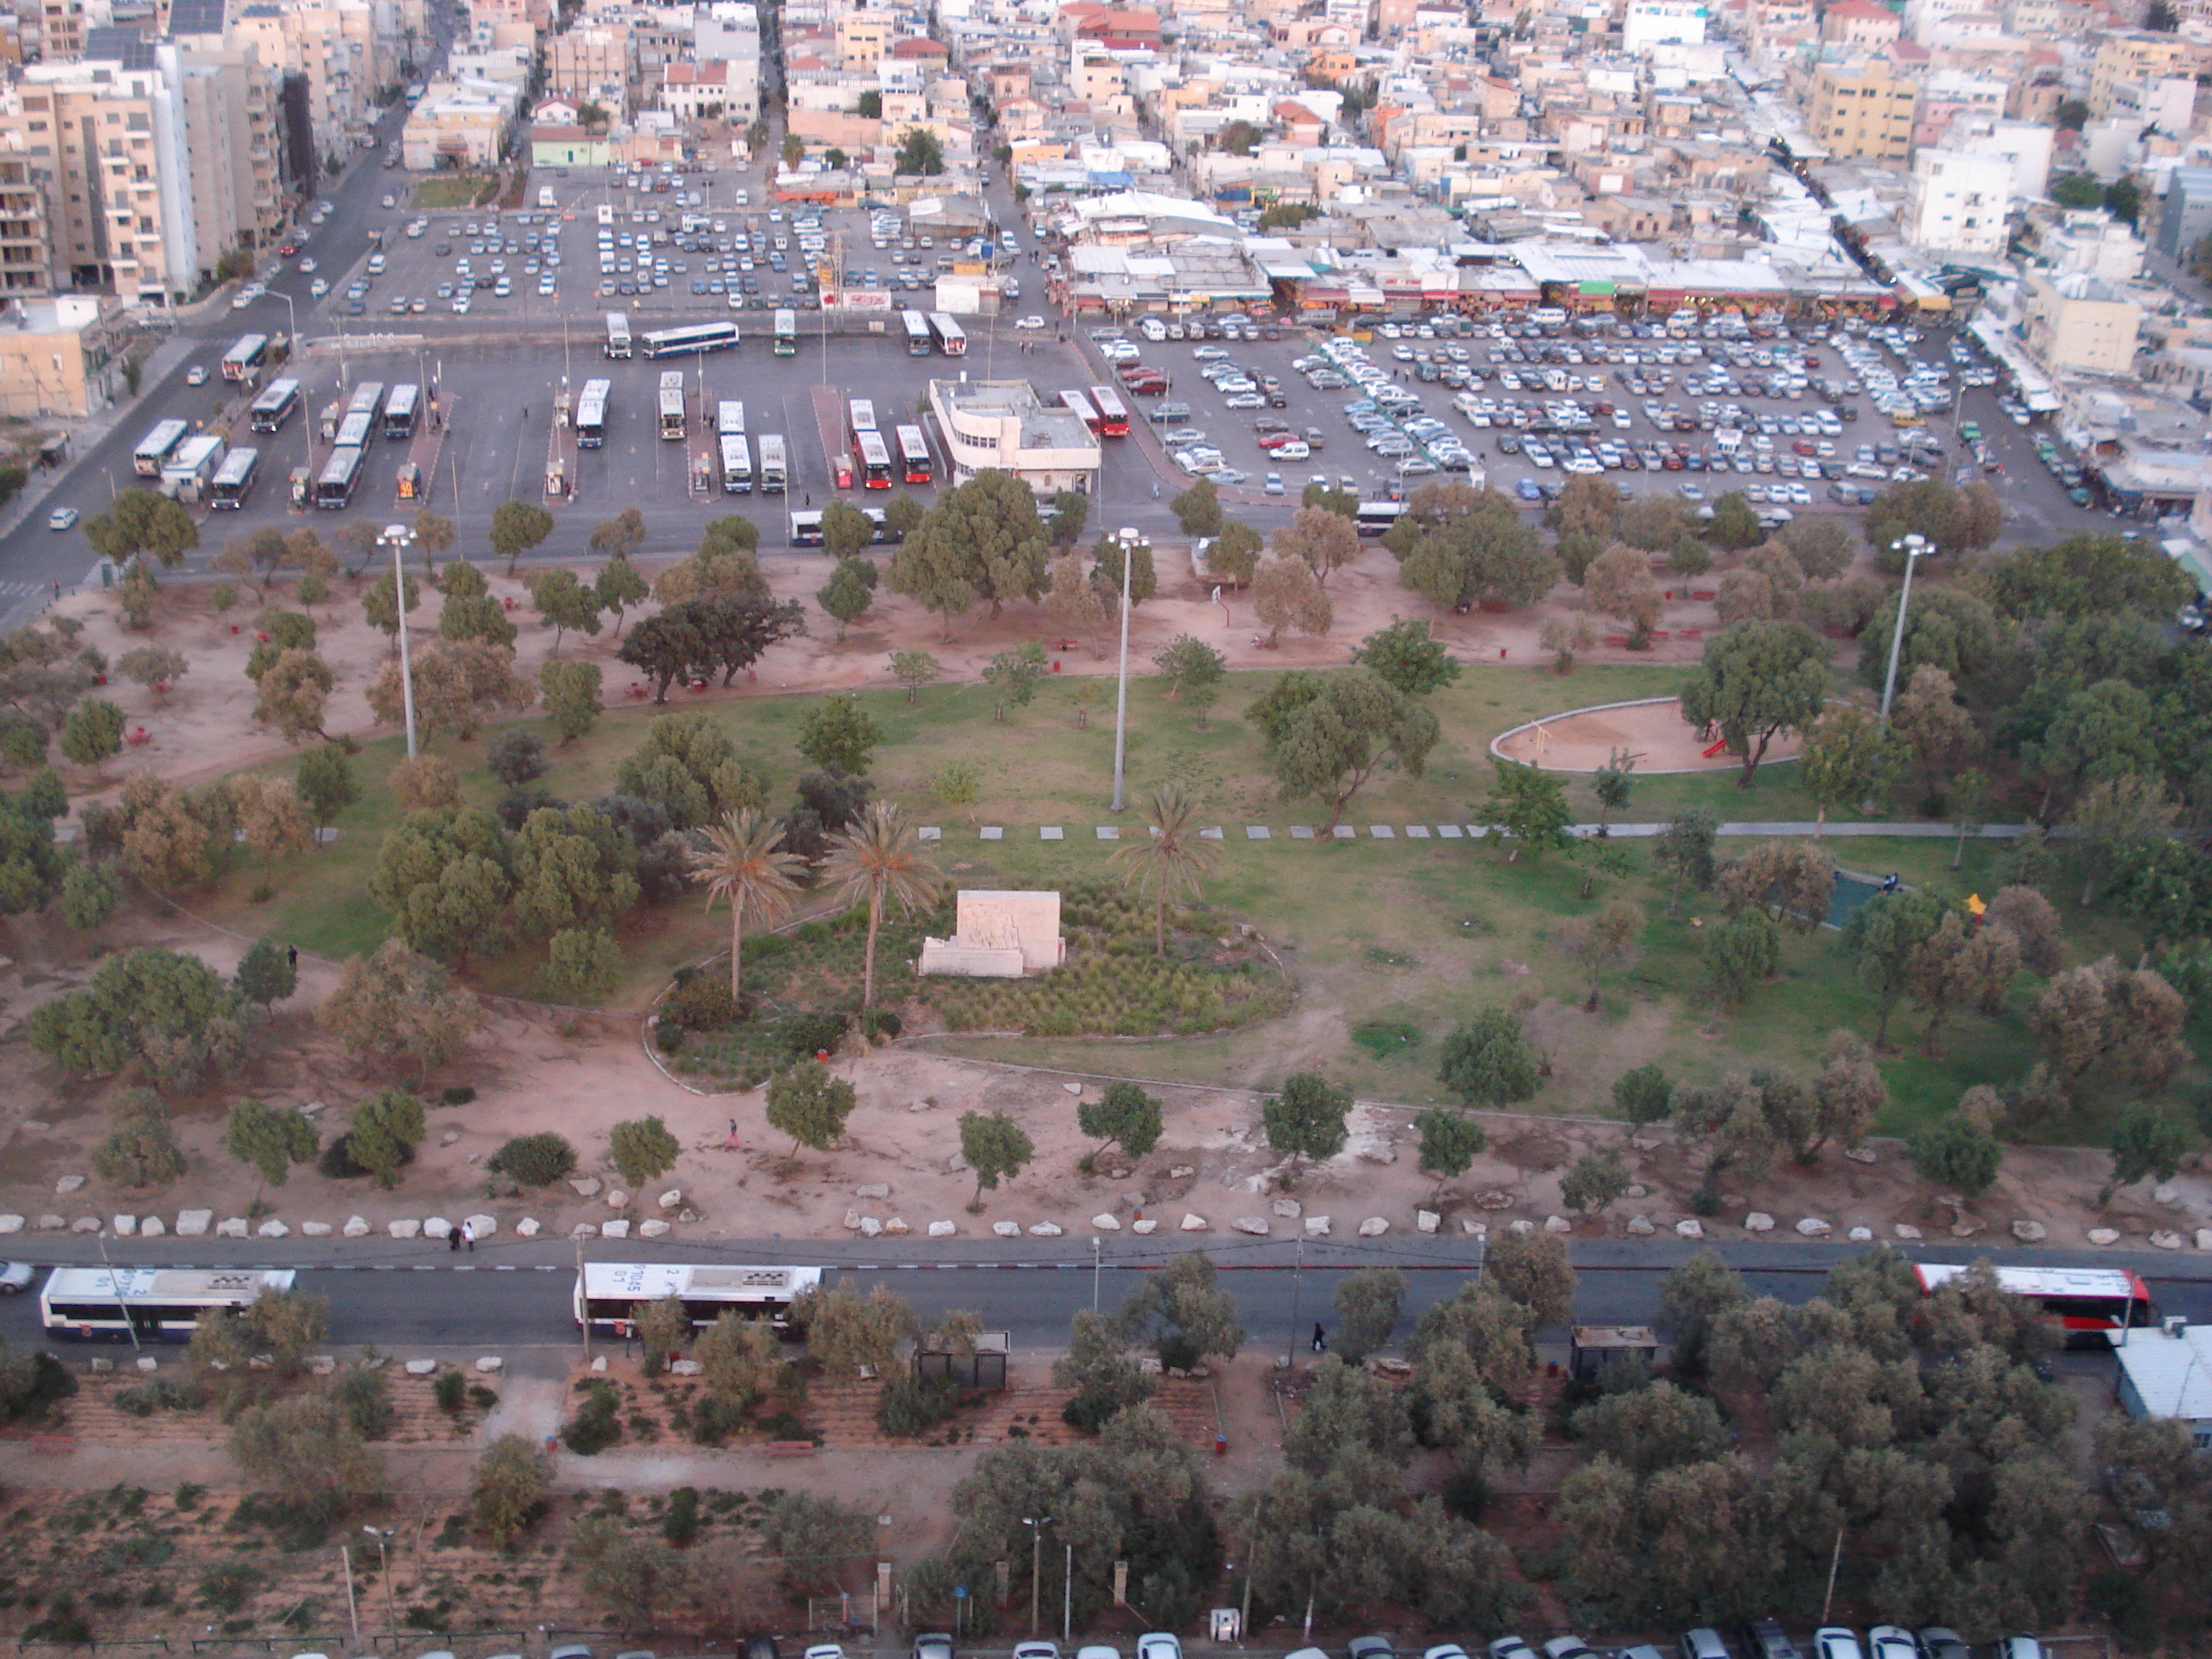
576;378;611;448
383;382;421;439
209;446;259;510
641;320;739;359
248;378;300;433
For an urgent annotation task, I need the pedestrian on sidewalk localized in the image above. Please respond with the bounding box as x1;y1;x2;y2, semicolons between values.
462;1220;475;1252
1311;1323;1326;1353
447;1223;462;1253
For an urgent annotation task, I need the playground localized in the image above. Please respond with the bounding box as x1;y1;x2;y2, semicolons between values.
1491;695;1808;775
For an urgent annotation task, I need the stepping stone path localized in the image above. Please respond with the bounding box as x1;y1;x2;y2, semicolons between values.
1040;826;1062;840
1096;827;1119;840
980;826;1003;840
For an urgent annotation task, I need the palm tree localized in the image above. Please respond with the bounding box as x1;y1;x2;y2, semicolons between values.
1110;783;1219;956
687;809;807;1002
821;801;945;1007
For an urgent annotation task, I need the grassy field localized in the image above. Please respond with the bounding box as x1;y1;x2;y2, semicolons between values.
181;660;2184;1138
409;174;497;210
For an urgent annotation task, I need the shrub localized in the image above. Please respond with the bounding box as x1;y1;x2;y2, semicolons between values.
690;1394;749;1445
336;1368;392;1439
654;1020;686;1053
1439;1466;1490;1521
315;1133;415;1182
433;1369;467;1413
441;1085;475;1106
664;1485;701;1546
486;1132;577;1188
114;1377;200;1416
780;1010;848;1057
876;1373;961;1438
663;972;742;1031
860;1007;904;1042
562;1380;621;1454
197;1563;258;1615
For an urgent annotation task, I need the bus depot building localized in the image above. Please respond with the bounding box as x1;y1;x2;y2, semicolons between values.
927;377;1102;495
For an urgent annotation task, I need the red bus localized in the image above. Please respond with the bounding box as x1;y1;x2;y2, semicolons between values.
851;428;893;488
1085;384;1130;437
1912;1262;2158;1349
894;423;933;485
1057;388;1102;436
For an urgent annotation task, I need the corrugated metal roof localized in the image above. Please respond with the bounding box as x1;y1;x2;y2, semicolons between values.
2117;1326;2212;1422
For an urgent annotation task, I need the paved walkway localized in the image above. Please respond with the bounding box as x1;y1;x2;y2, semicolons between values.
918;819;2037;842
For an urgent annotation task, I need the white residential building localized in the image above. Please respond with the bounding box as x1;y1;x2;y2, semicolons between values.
1907;148;2014;257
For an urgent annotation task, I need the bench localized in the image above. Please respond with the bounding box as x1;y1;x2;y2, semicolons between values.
1678;627;1704;641
764;1439;817;1457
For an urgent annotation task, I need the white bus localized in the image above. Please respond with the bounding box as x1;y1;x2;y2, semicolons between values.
220;333;270;382
160;434;225;502
657;370;687;440
641;320;739;359
132;418;190;477
315;445;365;509
773;309;798;356
757;433;788;494
333;410;375;451
716;400;746;437
848;397;877;435
576;378;611;448
604;311;632;360
383;382;421;439
248;377;301;433
721;433;753;493
573;1262;823;1339
900;309;933;356
597;203;616;228
42;1267;296;1343
209;446;259;510
346;381;386;422
928;313;967;357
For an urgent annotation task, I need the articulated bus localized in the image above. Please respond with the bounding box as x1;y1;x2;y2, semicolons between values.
576;379;611;448
604;313;633;361
347;382;385;423
900;310;933;356
248;378;301;433
1086;384;1130;438
895;423;932;485
1058;388;1102;436
333;410;375;451
642;320;739;359
315;446;365;510
209;446;259;510
1912;1263;2158;1349
132;418;190;477
716;400;745;437
757;433;788;494
852;428;892;489
773;310;798;356
847;398;878;436
721;435;753;493
383;382;421;440
43;1267;295;1343
928;313;966;357
220;333;270;383
575;1263;822;1339
657;371;688;440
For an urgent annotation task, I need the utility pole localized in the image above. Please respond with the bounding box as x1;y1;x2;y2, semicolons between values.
577;1233;591;1365
383;525;418;757
341;1543;360;1649
1285;1234;1304;1370
1110;528;1138;811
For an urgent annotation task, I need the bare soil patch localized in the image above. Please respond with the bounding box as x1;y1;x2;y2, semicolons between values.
1494;693;1805;773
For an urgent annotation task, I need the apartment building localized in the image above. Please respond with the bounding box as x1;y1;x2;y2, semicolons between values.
0;295;120;416
1907;147;2013;256
837;6;887;69
1622;0;1706;55
1807;60;1916;162
2023;269;2141;374
0;156;45;295
546;22;627;104
2087;32;2191;118
1820;0;1899;50
230;0;382;163
2158;166;2212;262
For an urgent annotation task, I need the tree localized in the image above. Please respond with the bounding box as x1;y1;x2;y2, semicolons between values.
487;730;546;790
1908;910;2020;1058
765;1056;857;1159
388;754;462;814
343;1087;426;1188
890;649;940;704
1984;532;2193;623
1393;490;1558;611
1844;889;1951;1048
2022;678;2157;818
1584;544;1664;639
1353;616;1460;698
1573;1379;1727;1477
472;1433;552;1546
1717;840;1835;933
91;1089;188;1188
229;1394;384;1521
591;558;649;642
1079;1082;1163;1161
1484;1228;1576;1328
530;568;603;653
1416;1108;1487;1199
1330;1268;1406;1364
1171;477;1223;538
1984;884;2062;976
362;567;421;646
1783;517;1856;581
1119;1249;1244;1364
2102;1104;2192;1207
58;699;122;768
2104;174;2143;228
223;1097;317;1190
318;939;483;1082
1110;783;1218;956
487;498;554;576
1048;549;1107;650
1704;910;1780;1009
367;639;532;742
406;511;455;573
369;806;510;966
1589;747;1636;834
295;743;359;835
2069;772;2174;907
1892;665;1981;802
817;558;876;639
1089;531;1157;605
588;507;647;565
1557;897;1644;1009
1614;1062;1674;1128
1653;809;1718;914
1800;703;1904;833
981;643;1048;721
84;488;197;570
1205;519;1264;586
796;694;882;774
1437;1009;1539;1109
29;946;248;1092
539;659;603;745
820;499;876;563
1475;757;1572;861
544;925;621;1002
511;804;639;941
1857;586;2004;696
820;801;943;1007
1681;620;1830;786
608;1115;680;1192
958;1109;1035;1208
1707;491;1761;552
1048;488;1089;548
1153;635;1226;728
687;809;805;1004
1262;1071;1352;1171
789;1284;916;1392
1257;668;1437;833
885;469;1048;634
59;863;120;933
1908;1114;2003;1198
228;775;313;881
251;649;336;745
1561;1148;1631;1214
657;527;770;607
894;127;944;174
616;714;766;829
1804;1030;1887;1159
438;571;517;649
1251;556;1335;645
2031;957;2189;1089
116;645;186;698
1276;505;1361;589
1539;614;1598;673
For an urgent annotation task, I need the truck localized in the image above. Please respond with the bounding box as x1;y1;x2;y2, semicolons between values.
539;186;558;210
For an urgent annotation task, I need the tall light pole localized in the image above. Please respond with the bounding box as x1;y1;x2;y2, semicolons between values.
1110;527;1140;811
381;523;418;756
1877;531;1931;727
1022;1516;1052;1635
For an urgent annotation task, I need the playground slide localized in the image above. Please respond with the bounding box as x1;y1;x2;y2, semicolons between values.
1700;737;1728;759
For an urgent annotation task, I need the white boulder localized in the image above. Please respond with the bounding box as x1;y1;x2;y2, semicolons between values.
300;1221;332;1238
1272;1197;1303;1218
927;1220;957;1237
570;1223;598;1240
1892;1223;1923;1240
857;1217;883;1238
138;1216;164;1238
2197;1228;2212;1251
0;1215;22;1236
569;1177;601;1197
1795;1217;1832;1237
475;1357;503;1373
1848;1226;1875;1242
884;1218;909;1235
1181;1213;1210;1231
992;1220;1020;1238
1743;1213;1776;1233
465;1215;496;1238
604;1190;627;1209
216;1218;249;1238
660;1189;685;1208
1305;1215;1331;1237
388;1220;422;1239
423;1217;452;1238
175;1209;212;1237
1030;1221;1065;1238
515;1218;541;1238
1675;1218;1705;1239
601;1218;631;1239
853;1184;889;1200
1231;1217;1268;1236
2150;1230;2183;1250
342;1215;369;1238
1131;1219;1159;1235
113;1215;136;1237
2010;1220;2047;1242
1544;1215;1573;1235
1357;1217;1389;1237
256;1220;289;1239
53;1174;84;1195
1416;1210;1440;1234
70;1217;101;1233
404;1359;437;1377
1626;1214;1655;1236
2088;1227;2121;1246
1092;1214;1122;1231
639;1219;672;1239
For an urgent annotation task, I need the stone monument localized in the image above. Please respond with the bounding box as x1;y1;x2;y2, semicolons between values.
918;889;1066;977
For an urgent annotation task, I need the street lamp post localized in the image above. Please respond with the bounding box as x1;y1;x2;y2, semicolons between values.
1022;1517;1053;1635
380;523;418;756
1110;528;1140;811
1878;532;1931;727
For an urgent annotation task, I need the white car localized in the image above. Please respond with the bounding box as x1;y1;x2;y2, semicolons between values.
186;365;209;386
310;278;329;298
1014;315;1046;331
1136;1637;1179;1659
297;257;317;273
1866;1631;1915;1659
46;508;78;532
1812;1633;1864;1659
380;192;397;208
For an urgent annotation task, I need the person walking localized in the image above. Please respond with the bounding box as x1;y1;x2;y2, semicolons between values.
462;1219;475;1253
447;1223;462;1253
287;944;298;971
1311;1323;1326;1353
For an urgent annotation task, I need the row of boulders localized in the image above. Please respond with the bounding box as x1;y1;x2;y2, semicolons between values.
0;1210;689;1241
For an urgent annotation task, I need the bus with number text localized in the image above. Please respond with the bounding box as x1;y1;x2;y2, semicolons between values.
900;310;933;356
604;312;633;360
209;446;259;510
787;508;894;548
220;333;270;383
1912;1263;2158;1349
1086;385;1130;438
383;382;421;440
716;400;745;437
852;428;892;489
641;320;739;359
757;434;788;494
315;445;364;510
43;1267;296;1343
847;398;878;436
1057;388;1102;436
895;423;932;485
248;378;300;434
928;313;966;357
576;379;611;448
574;1263;822;1339
773;310;798;356
346;382;385;423
720;434;753;493
132;419;190;477
657;371;687;441
333;410;374;451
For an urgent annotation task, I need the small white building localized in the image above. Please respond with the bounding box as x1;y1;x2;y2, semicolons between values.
2114;1322;2212;1451
927;377;1101;495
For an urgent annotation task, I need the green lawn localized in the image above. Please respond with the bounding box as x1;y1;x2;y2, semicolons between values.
410;174;496;210
184;661;2192;1139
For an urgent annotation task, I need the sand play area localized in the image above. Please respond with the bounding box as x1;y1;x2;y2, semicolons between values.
1493;694;1807;774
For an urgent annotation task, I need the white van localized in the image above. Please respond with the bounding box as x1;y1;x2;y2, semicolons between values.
1138;317;1166;341
1272;440;1311;460
366;252;387;274
1528;306;1567;330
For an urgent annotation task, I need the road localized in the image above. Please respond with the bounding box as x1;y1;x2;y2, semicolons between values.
3;1236;2207;1354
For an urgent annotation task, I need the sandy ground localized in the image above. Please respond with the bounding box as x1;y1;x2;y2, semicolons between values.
1493;693;1807;773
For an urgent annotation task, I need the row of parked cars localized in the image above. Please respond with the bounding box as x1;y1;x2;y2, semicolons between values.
1318;1629;2046;1659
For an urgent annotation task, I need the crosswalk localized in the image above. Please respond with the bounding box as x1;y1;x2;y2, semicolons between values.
0;580;53;599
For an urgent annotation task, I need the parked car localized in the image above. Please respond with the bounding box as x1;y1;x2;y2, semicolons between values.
911;1636;953;1659
47;507;78;532
1485;1643;1539;1659
1812;1634;1863;1659
1913;1633;1967;1659
1681;1632;1734;1659
1866;1633;1915;1659
1136;1636;1180;1659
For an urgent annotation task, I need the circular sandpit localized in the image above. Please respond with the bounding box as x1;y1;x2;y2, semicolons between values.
1491;695;1805;775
